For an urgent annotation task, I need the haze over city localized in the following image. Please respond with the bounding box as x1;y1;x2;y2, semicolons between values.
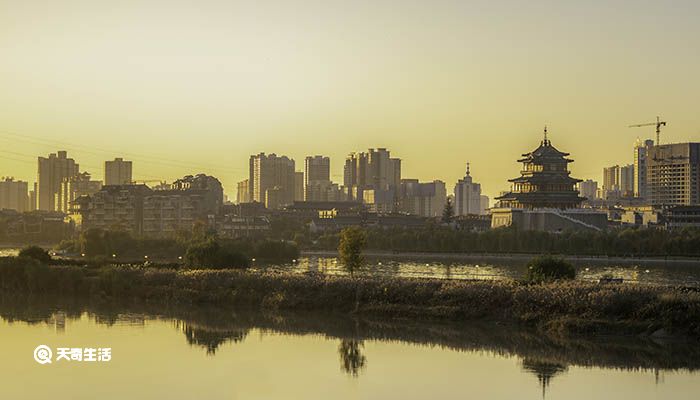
2;0;700;200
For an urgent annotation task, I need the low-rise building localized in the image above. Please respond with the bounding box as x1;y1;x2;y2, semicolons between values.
75;174;223;237
665;206;700;229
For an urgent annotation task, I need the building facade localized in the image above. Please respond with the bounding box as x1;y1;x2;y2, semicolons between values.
249;153;296;209
236;179;250;204
578;179;598;201
294;171;304;202
647;143;700;206
620;164;634;197
0;177;29;212
304;155;334;202
57;172;102;213
634;139;654;199
104;158;133;186
76;174;223;237
37;151;79;212
454;163;483;215
343;148;401;210
399;179;447;217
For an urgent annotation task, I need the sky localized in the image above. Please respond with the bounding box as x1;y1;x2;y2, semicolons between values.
1;0;700;200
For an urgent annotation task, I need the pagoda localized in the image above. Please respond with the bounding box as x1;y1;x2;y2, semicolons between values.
496;127;584;209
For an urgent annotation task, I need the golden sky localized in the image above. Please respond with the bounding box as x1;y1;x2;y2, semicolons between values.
1;0;700;199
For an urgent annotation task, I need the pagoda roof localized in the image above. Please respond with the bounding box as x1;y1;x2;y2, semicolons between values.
508;174;582;184
495;191;585;202
518;140;573;163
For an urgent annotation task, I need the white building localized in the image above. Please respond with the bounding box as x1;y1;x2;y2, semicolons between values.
454;163;482;215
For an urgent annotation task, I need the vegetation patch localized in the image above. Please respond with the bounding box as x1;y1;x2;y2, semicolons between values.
1;257;699;339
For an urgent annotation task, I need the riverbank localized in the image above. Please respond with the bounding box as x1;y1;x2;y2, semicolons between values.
303;250;700;266
1;257;699;339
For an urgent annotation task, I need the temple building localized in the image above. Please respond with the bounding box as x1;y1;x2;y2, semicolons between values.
492;128;606;232
495;128;584;209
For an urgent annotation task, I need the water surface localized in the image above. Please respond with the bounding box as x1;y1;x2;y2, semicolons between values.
2;303;699;400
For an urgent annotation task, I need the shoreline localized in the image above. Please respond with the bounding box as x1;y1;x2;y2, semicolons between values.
302;250;700;266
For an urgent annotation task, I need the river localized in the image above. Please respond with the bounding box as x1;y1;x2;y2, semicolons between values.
1;302;699;399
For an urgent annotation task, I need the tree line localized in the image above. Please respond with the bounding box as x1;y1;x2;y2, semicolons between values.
311;226;700;257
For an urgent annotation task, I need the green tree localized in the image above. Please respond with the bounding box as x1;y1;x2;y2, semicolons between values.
442;198;454;224
338;227;367;276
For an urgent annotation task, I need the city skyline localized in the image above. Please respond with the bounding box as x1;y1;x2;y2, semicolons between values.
1;132;698;203
2;1;700;200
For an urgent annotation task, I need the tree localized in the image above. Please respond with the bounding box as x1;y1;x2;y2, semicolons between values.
18;246;52;264
442;198;454;224
338;227;367;276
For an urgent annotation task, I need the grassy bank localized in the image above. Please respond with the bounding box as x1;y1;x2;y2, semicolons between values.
1;256;699;339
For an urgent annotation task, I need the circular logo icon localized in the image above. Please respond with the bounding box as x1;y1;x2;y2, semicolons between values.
34;345;53;365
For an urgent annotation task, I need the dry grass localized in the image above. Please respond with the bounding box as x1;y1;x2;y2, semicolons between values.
2;256;699;338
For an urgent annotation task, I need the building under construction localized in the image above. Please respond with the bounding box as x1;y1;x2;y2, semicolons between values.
647;143;700;206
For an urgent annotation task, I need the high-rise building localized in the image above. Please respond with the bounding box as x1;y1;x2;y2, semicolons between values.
236;179;250;204
294;171;304;202
57;172;102;213
37;151;79;211
0;177;29;212
602;165;620;199
647;143;700;206
578;179;599;200
304;156;331;201
454;164;483;215
620;164;634;197
634;139;654;199
343;148;401;210
248;153;296;209
104;158;133;186
399;179;446;217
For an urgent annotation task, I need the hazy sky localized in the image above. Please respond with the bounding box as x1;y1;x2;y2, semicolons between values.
2;0;700;199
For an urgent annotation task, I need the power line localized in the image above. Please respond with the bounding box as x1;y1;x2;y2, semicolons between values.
0;130;245;174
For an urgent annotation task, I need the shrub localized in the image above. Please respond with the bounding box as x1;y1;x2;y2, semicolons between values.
18;246;52;264
254;240;300;261
525;256;576;283
184;239;249;269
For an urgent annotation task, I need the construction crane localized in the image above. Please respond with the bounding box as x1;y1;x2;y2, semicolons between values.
629;116;667;145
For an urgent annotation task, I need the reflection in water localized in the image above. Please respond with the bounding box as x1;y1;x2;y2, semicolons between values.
179;322;248;355
2;297;700;398
521;358;569;398
338;339;366;377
